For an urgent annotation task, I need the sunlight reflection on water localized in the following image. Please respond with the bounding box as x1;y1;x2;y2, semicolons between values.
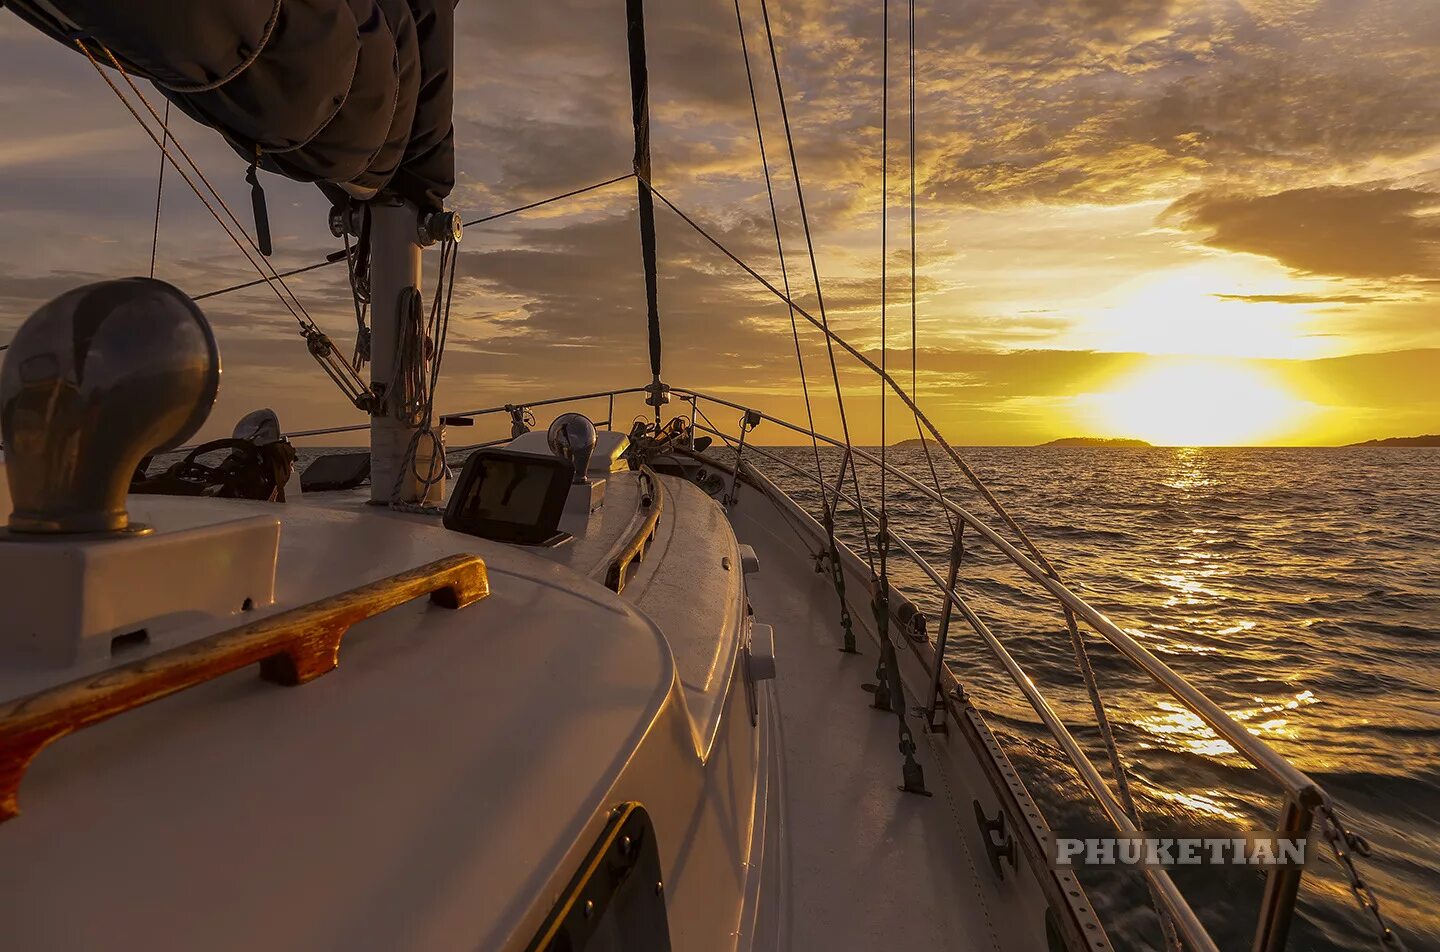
754;443;1440;951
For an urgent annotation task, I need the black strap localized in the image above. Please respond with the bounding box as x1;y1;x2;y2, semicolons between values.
625;0;662;382
246;152;272;257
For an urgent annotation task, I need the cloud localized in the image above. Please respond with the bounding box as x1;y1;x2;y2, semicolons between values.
1167;185;1440;278
918;0;1440;208
3;0;1440;449
1211;292;1393;305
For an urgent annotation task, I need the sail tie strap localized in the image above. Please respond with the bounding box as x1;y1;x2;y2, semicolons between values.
246;148;273;257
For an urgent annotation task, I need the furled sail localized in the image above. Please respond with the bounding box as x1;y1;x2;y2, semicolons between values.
4;0;455;211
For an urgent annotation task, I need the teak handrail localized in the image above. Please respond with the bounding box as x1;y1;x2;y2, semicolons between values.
0;552;490;822
605;469;663;594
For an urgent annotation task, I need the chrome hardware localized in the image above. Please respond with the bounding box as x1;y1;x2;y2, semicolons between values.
232;408;283;445
418;210;463;247
0;279;220;535
644;378;670;408
547;412;598;484
328;203;364;239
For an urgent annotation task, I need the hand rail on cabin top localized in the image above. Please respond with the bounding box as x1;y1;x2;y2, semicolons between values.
0;553;490;823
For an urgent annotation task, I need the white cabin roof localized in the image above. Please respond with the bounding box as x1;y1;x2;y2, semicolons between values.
0;491;675;951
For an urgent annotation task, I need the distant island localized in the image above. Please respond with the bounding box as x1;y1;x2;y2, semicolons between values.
889;436;1153;448
1346;434;1440;447
1039;437;1152;447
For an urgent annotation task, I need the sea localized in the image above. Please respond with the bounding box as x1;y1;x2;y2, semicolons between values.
755;444;1439;952
271;442;1436;949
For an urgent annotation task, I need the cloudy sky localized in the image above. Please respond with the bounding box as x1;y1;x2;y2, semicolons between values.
2;0;1437;446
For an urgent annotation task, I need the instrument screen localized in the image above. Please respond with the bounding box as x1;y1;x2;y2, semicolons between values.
443;448;573;545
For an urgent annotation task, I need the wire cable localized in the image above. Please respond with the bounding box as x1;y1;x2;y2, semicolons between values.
463;172;635;227
76;40;318;334
880;0;890;526
901;0;954;537
756;0;874;569
192;174;637;303
731;0;826;511
148;100;169;279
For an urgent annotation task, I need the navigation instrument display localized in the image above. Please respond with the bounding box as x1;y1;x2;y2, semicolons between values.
443;448;573;545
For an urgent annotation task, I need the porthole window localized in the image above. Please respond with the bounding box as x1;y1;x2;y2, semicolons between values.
526;803;670;952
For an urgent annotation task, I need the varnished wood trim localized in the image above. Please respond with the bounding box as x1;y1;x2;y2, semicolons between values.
0;553;489;823
605;468;664;594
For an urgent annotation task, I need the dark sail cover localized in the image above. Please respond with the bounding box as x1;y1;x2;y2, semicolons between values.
4;0;455;211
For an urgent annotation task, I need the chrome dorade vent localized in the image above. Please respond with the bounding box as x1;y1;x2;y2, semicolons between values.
0;278;220;535
547;412;598;484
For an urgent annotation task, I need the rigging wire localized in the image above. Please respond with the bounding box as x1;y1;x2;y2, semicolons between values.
869;0;926;795
646;134;1172;844
731;0;826;517
148;100;170;279
734;0;858;652
901;0;954;536
880;0;888;524
193;256;346;302
78;41;315;331
192;173;637;303
75;38;373;408
756;0;874;570
644;179;1071;577
463;172;636;228
908;0;916;403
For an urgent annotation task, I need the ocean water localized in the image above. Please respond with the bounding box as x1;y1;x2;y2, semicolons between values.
752;445;1439;952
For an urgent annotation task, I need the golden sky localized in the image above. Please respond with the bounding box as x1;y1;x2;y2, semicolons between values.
1;0;1437;445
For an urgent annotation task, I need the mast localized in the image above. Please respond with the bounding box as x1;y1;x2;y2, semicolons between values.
368;200;436;505
626;0;669;423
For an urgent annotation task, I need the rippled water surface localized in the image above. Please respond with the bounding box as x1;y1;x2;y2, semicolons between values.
755;445;1438;951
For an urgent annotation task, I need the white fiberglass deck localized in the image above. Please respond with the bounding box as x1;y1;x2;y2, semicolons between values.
732;490;1037;952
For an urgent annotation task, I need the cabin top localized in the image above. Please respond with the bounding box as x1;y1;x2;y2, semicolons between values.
0;480;680;950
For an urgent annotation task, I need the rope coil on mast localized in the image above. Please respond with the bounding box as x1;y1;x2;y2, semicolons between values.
387;232;459;511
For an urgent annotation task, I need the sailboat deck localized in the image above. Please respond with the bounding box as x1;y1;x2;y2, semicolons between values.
731;491;1034;952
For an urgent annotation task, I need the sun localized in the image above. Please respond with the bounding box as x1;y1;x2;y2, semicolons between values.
1073;359;1314;446
1059;263;1342;361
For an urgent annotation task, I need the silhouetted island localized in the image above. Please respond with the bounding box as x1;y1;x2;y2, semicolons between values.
1038;437;1153;447
889;436;1154;448
1346;434;1440;447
